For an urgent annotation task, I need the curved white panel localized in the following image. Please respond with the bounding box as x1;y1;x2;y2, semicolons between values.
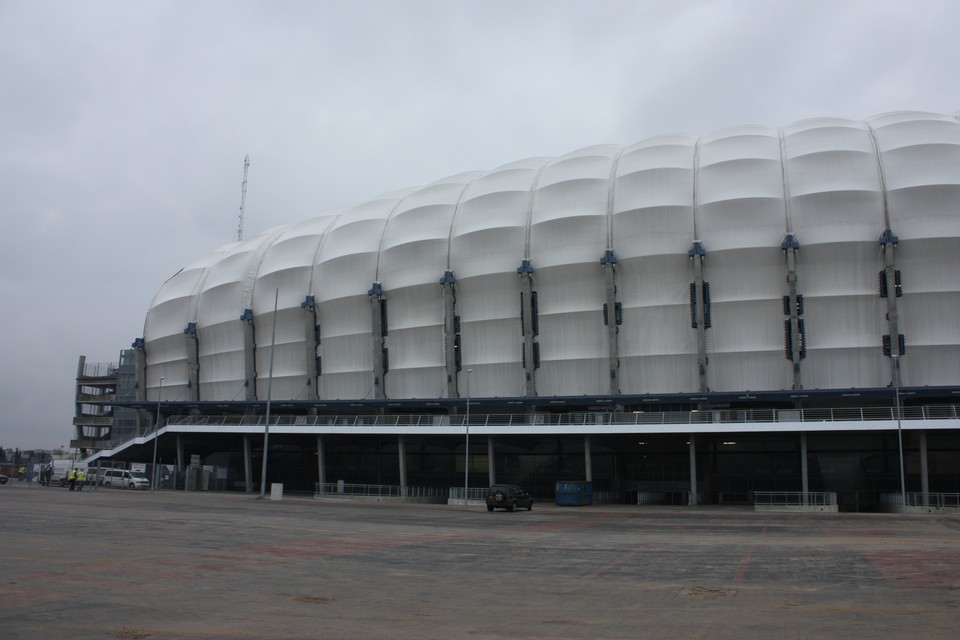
870;112;960;239
613;136;697;259
379;174;476;397
144;247;229;399
704;248;791;392
696;127;785;250
782;119;883;245
528;148;617;396
530;146;617;267
449;158;544;394
314;192;410;399
453;160;542;278
195;230;281;400
252;215;338;400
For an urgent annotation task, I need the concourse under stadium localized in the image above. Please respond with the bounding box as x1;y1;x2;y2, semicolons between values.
90;388;960;513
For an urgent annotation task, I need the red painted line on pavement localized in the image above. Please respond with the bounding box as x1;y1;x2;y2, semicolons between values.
590;550;639;577
734;544;757;583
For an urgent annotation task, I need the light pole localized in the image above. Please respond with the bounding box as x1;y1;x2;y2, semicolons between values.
151;376;164;491
463;368;473;508
892;354;907;515
259;288;279;499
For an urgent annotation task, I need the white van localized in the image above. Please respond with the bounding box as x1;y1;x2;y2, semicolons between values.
45;460;87;487
99;469;150;489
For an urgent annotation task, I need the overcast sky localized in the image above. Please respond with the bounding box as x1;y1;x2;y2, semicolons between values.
1;0;958;451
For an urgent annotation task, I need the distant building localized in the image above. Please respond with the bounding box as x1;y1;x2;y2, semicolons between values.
72;353;141;455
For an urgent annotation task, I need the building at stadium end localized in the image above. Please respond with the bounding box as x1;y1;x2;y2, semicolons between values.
77;110;960;511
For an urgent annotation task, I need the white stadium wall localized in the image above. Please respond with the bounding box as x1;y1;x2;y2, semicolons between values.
141;111;960;402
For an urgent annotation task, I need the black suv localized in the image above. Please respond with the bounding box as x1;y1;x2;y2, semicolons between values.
486;484;534;512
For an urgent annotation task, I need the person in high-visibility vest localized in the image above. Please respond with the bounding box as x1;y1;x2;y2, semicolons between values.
76;469;86;491
18;466;25;481
68;468;78;491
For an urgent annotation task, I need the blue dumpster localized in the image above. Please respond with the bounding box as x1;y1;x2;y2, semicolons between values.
555;480;593;506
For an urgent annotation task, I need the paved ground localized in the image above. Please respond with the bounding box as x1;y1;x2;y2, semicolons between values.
1;482;959;639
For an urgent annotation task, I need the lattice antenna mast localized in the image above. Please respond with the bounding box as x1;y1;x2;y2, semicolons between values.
237;154;250;242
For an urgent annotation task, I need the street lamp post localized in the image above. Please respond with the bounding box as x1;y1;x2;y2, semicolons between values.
151;376;164;491
463;368;473;508
892;355;907;515
259;288;279;499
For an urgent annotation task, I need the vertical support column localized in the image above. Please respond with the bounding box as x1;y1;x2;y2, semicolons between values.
132;339;148;432
688;435;698;506
243;434;252;494
368;283;388;399
184;323;200;401
176;435;184;473
398;436;407;495
919;430;929;509
301;296;319;401
688;242;709;393
518;260;538;397
800;432;809;505
880;229;905;373
487;436;496;486
601;250;621;396
316;436;326;490
440;271;459;398
781;235;804;390
132;339;147;402
240;309;257;401
74;355;87;448
584;435;593;483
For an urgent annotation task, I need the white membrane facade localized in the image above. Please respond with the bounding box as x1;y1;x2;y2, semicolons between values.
142;111;960;402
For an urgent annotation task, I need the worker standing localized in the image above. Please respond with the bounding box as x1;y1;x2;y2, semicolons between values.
68;468;77;491
76;468;86;491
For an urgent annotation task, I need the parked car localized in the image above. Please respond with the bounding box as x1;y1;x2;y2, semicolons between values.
486;484;534;512
0;474;8;485
100;469;150;489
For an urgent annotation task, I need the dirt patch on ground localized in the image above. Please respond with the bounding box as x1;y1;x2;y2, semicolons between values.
107;628;151;639
293;595;335;604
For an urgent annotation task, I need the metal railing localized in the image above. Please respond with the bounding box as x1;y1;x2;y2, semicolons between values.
754;491;837;507
166;404;959;430
314;483;449;499
448;487;488;502
905;492;960;509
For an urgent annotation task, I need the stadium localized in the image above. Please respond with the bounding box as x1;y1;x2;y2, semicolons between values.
77;110;960;510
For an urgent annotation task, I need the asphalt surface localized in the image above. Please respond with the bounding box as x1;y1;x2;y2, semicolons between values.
1;482;959;639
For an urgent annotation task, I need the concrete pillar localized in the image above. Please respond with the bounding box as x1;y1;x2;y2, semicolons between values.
441;272;459;398
369;284;387;399
302;297;318;401
398;436;407;494
317;436;326;489
243;435;253;494
919;430;929;508
800;432;809;505
584;435;593;483
518;260;538;397
241;310;257;401
688;435;698;506
185;325;200;401
881;235;904;370
784;238;803;390
690;243;709;393
601;251;620;396
132;346;147;402
487;437;496;486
